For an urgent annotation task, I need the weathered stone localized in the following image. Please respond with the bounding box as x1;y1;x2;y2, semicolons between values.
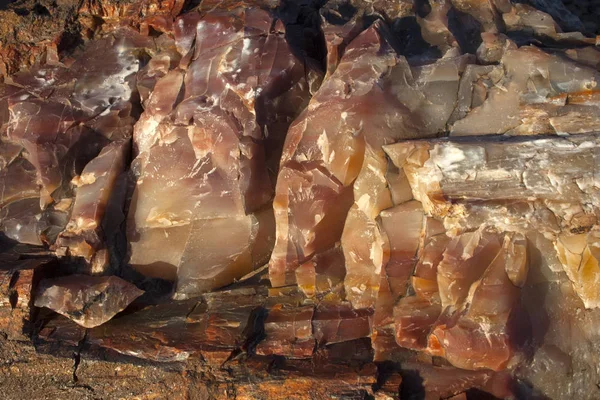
34;275;143;328
127;2;314;297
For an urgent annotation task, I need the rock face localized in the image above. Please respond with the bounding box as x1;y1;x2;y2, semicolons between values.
127;1;315;298
54;140;129;272
0;27;152;276
34;275;143;328
0;0;600;399
0;257;56;340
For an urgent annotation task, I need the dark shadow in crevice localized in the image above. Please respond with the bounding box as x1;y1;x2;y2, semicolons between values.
12;7;30;16
57;21;84;57
181;0;202;14
414;0;431;19
399;368;426;400
32;3;50;16
321;0;357;26
278;0;328;72
373;360;402;396
243;305;268;355
465;388;503;399
0;0;17;11
390;16;441;60
447;7;483;54
512;378;553;400
505;28;594;49
513;0;594;35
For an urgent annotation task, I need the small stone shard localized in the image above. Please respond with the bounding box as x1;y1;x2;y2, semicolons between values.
556;228;600;309
55;140;129;270
34;275;144;328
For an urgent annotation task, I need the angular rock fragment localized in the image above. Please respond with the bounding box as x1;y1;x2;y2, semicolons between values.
394;296;441;351
380;134;599;371
295;245;346;299
385;136;600;237
257;286;374;358
436;230;504;311
128;2;314;297
389;217;446;352
55;140;129;270
270;23;401;288
371;201;425;359
449;46;600;136
383;218;528;371
0;150;39;208
35;275;143;328
517;277;600;399
430;232;527;371
0;29;152;255
312;302;372;345
412;220;449;303
502;3;596;45
400;362;515;399
5;32;146;205
319;1;367;77
556;228;600;309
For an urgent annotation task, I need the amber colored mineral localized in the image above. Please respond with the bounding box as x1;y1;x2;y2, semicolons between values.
127;1;314;297
0;0;599;398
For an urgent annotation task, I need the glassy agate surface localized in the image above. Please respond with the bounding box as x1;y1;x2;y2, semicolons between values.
1;0;599;398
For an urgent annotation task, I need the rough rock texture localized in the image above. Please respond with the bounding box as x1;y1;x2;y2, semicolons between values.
0;26;153;278
127;1;316;298
34;275;143;328
1;0;600;399
0;257;56;340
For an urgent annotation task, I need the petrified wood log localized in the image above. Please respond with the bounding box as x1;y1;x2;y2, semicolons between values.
1;0;600;399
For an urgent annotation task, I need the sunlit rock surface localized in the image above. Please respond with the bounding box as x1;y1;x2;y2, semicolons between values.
264;0;600;390
127;1;314;298
556;229;600;309
381;135;598;376
34;275;143;328
0;29;151;264
268;21;467;297
0;0;599;398
450;45;600;136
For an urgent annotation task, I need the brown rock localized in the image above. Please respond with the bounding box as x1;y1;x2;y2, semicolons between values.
127;2;314;297
0;258;55;340
34;275;143;328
